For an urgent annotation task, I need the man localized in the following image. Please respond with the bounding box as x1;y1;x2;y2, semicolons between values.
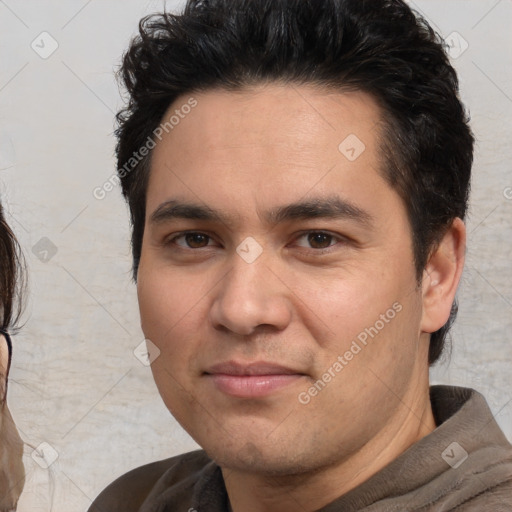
90;0;512;510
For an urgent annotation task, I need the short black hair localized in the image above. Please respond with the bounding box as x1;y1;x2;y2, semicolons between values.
115;0;473;365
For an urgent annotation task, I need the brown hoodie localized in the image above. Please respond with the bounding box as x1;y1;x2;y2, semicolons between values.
89;386;512;511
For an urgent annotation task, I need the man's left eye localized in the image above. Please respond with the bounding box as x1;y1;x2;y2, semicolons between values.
294;231;342;250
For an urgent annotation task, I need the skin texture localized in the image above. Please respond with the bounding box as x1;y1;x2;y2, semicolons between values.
137;84;466;512
0;334;25;511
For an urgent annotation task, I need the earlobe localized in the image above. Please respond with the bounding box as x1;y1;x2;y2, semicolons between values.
420;218;466;333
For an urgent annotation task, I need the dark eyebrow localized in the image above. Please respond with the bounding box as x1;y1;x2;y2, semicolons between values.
265;196;372;226
150;200;240;225
149;196;373;228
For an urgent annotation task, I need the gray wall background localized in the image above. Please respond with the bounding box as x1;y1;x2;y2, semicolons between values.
0;0;510;510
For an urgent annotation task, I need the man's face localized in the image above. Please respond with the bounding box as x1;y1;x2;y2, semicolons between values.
137;84;430;475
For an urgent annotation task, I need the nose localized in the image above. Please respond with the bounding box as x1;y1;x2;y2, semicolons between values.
209;250;292;336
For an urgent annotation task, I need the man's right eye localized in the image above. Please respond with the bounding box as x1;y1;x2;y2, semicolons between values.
166;231;216;249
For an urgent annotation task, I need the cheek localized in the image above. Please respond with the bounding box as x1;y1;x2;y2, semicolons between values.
138;266;197;332
136;267;211;368
299;264;421;370
137;273;171;337
137;272;199;412
298;271;399;338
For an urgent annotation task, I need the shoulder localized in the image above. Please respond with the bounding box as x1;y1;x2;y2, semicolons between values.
428;386;512;510
88;449;210;512
455;479;512;510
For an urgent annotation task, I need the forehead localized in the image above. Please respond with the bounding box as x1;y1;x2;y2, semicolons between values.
147;84;392;219
158;83;382;150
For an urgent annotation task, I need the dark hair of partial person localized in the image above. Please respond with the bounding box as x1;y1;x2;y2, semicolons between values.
0;201;25;335
114;0;474;365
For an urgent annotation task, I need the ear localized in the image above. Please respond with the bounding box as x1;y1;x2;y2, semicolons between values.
420;217;466;333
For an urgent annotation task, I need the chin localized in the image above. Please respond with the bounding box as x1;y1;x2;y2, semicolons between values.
201;435;323;477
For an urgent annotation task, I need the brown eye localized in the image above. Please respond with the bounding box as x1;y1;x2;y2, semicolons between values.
307;232;334;249
183;233;210;248
166;232;215;249
292;231;348;254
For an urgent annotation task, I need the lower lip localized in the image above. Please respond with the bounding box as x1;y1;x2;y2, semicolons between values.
207;374;303;398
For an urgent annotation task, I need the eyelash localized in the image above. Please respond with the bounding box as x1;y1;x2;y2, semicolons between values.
164;230;347;254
